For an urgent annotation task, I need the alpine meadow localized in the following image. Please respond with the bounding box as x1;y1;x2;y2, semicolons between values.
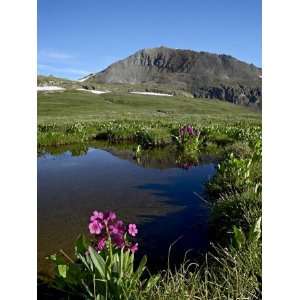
37;1;262;299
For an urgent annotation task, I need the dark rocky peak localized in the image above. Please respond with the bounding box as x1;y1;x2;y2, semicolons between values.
88;46;262;106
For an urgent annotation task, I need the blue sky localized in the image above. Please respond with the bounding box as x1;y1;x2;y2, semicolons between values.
38;0;261;80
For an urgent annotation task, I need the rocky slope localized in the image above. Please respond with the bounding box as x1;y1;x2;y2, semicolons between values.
87;47;262;106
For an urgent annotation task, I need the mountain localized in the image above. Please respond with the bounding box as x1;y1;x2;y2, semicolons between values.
86;47;262;106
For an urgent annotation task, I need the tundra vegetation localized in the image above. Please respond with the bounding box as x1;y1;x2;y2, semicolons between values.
38;90;261;299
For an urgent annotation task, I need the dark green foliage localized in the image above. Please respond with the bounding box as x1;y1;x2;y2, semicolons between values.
211;190;262;243
48;235;159;300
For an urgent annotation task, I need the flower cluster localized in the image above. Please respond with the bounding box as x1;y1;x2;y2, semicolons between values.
88;210;138;254
176;125;201;155
178;125;200;143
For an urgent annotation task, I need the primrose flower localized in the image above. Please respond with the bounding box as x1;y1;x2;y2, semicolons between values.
109;224;119;234
89;220;103;235
187;125;193;134
112;233;125;248
103;211;117;224
116;220;125;229
90;210;104;222
128;224;138;237
97;238;106;251
130;243;138;254
109;220;125;235
89;210;139;255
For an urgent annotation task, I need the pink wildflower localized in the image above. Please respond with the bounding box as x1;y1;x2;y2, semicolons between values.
97;238;106;251
128;224;138;237
103;211;117;224
112;233;125;248
130;243;138;254
109;224;119;234
109;220;125;235
89;220;103;235
187;125;193;134
90;210;104;222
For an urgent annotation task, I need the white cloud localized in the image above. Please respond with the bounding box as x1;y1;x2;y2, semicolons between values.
38;50;75;60
37;50;92;79
38;64;90;76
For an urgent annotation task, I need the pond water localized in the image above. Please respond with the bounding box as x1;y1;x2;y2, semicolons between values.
38;142;217;276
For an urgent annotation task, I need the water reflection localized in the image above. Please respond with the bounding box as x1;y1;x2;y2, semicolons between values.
38;142;217;275
38;141;218;170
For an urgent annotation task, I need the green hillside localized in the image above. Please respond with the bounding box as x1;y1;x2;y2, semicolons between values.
38;90;261;125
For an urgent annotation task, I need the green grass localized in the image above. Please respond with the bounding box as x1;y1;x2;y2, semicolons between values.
37;90;261;148
147;130;262;299
38;90;260;125
146;244;261;299
37;90;262;299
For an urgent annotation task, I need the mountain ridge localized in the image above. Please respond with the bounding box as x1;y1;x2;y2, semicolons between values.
86;46;262;106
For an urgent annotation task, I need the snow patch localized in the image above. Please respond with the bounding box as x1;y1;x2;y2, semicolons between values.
78;74;94;82
37;86;65;91
76;88;111;95
130;91;173;97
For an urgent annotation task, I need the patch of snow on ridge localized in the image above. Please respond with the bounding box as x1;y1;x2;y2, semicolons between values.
78;73;94;82
37;86;65;91
76;88;111;95
130;91;173;97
